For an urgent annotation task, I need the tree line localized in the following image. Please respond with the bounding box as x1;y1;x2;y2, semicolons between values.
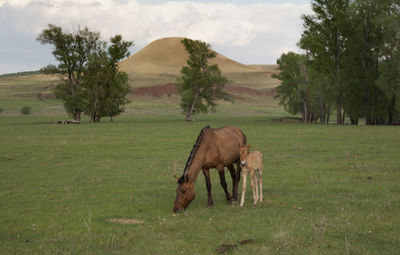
273;0;400;125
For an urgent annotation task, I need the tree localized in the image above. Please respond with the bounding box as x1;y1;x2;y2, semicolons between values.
104;35;133;122
37;25;133;122
273;52;306;119
349;0;387;124
82;35;133;122
376;1;400;124
37;24;104;122
177;39;231;121
298;0;350;124
296;0;400;125
273;52;325;123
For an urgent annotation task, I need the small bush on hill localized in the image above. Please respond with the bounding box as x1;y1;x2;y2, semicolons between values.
20;106;31;115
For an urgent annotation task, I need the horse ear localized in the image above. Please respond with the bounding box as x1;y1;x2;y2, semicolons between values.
174;175;179;181
247;144;251;150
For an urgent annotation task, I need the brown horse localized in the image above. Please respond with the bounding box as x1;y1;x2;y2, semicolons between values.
173;125;247;212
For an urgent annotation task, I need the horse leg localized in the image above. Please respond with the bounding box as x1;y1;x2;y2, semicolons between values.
218;167;233;204
227;164;238;201
236;161;242;197
202;168;213;207
240;170;247;206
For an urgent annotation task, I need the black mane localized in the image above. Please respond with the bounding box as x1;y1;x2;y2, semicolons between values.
178;125;210;183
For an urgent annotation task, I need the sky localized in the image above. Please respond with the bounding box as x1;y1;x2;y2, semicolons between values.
0;0;311;75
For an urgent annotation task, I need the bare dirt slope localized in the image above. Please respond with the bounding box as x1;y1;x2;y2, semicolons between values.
119;37;256;74
119;37;279;90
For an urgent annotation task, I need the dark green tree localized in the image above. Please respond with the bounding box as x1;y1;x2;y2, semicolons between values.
38;25;133;122
376;1;400;124
37;24;104;122
273;52;325;123
349;0;387;124
177;38;231;121
296;0;400;124
83;35;133;122
298;0;350;124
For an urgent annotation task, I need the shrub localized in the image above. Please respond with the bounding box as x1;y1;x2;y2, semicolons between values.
20;106;31;115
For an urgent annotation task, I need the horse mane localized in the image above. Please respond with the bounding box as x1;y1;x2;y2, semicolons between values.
178;125;210;183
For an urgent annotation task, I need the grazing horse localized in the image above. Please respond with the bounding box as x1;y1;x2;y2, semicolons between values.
173;125;247;212
239;144;263;206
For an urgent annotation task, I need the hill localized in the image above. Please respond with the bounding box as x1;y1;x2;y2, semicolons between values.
119;37;255;74
0;37;280;107
119;37;279;90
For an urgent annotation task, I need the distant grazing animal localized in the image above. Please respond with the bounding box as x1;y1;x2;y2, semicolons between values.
173;126;247;212
239;144;263;206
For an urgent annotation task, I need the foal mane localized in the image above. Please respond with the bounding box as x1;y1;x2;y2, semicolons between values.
178;125;210;183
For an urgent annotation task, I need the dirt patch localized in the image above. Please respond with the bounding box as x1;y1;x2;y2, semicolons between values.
239;239;255;245
268;87;277;96
133;83;177;97
224;85;265;96
132;83;273;98
37;92;55;101
216;244;238;254
215;239;255;254
107;218;144;225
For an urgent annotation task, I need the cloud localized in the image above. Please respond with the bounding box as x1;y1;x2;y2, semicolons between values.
0;0;310;74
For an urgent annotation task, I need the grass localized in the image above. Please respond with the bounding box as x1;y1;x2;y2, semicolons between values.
0;75;400;254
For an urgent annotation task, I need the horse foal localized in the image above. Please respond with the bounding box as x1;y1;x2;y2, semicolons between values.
239;144;263;206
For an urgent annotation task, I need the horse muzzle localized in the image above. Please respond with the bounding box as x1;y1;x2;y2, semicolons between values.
173;207;183;213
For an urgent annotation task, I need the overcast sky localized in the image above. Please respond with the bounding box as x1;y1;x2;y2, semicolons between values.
0;0;311;75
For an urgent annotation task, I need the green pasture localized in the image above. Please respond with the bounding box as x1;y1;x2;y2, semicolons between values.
1;75;400;254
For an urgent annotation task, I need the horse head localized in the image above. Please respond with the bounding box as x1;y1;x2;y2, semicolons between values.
173;175;196;212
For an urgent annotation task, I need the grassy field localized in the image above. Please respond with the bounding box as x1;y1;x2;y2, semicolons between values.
1;75;400;254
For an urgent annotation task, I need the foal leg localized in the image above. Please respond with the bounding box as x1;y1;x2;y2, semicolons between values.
218;167;233;204
227;164;238;201
250;170;258;205
240;170;248;206
254;173;259;203
202;168;213;206
258;168;263;203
